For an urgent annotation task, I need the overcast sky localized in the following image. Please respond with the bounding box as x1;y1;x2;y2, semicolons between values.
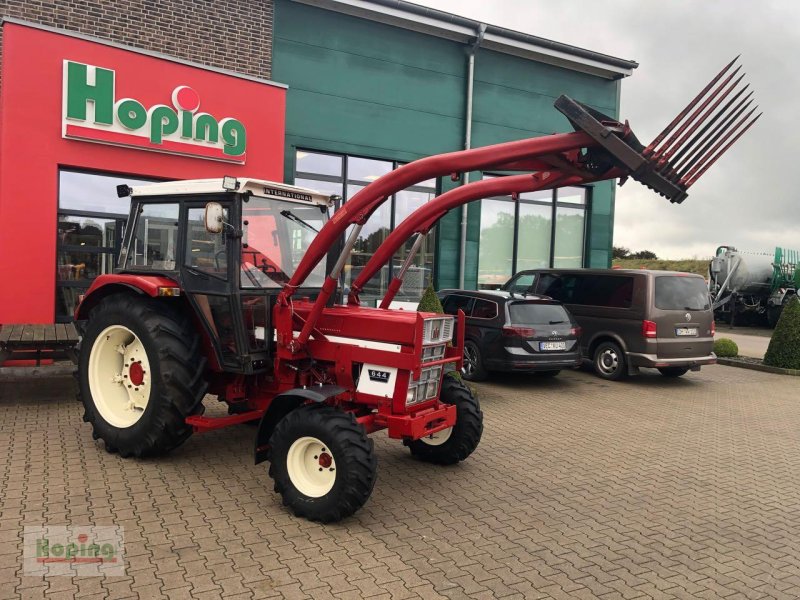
416;0;796;259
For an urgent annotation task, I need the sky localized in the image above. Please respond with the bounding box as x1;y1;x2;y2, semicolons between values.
415;0;798;259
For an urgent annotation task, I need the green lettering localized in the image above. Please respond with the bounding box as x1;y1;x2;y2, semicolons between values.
66;62;114;124
149;105;179;144
181;110;193;139
116;99;147;130
220;118;246;156
194;114;218;143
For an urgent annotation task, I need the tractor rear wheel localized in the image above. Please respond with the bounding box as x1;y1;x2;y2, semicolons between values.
407;376;483;465
77;295;207;458
268;405;377;522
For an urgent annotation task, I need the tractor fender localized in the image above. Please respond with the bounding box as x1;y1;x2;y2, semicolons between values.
75;274;181;320
254;385;346;464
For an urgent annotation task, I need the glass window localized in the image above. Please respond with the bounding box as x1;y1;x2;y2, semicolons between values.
348;157;392;183
295;151;343;177
655;276;710;311
478;198;515;289
241;197;328;289
558;186;587;205
294;149;437;304
472;299;498;319
506;273;536;294
578;275;634;308
553;206;585;268
186;207;228;279
58;216;117;248
537;274;582;304
442;294;474;316
59;170;154;215
128;203;180;269
509;302;570;325
517;201;552;271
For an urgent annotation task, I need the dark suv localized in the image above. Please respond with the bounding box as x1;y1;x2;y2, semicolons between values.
437;290;582;381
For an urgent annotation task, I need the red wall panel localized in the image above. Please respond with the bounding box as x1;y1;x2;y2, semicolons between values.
0;23;286;324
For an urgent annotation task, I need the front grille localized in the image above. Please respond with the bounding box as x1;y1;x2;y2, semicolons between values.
422;317;454;345
406;365;443;406
422;344;447;363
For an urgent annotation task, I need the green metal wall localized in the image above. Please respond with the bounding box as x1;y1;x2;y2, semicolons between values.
273;0;621;289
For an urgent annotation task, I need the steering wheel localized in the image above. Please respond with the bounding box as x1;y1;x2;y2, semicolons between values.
214;249;226;269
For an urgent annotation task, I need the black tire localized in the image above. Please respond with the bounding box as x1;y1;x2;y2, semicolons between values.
534;370;561;378
593;341;628;381
77;294;207;458
407;376;483;465
658;367;688;378
268;405;377;523
462;340;488;382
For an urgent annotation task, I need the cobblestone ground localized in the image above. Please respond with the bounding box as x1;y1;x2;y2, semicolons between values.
2;364;800;599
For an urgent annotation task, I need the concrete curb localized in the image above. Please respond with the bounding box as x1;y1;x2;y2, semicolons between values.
0;362;75;382
716;357;800;376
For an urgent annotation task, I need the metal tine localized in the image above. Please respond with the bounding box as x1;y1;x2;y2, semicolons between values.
651;66;743;162
673;99;755;178
666;87;752;170
680;107;759;185
643;55;740;156
656;74;747;167
685;112;762;187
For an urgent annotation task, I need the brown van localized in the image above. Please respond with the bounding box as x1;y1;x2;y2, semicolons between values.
502;269;716;380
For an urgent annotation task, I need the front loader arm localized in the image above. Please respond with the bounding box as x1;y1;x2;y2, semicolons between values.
279;57;758;354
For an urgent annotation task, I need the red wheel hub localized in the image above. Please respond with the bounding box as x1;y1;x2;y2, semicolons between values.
129;361;145;386
318;452;332;468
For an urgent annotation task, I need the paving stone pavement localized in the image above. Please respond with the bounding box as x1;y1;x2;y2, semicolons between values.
2;364;800;599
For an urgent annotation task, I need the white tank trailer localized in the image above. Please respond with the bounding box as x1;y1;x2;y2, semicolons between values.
709;246;799;327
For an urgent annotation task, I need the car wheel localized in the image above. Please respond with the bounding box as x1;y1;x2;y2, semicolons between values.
593;341;628;381
462;340;488;382
658;367;688;378
534;370;561;378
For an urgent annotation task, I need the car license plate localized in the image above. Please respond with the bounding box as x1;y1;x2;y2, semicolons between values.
540;341;567;351
675;327;698;336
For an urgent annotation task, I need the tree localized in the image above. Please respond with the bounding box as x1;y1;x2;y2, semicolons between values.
417;284;444;314
630;250;658;260
612;246;630;259
763;296;800;369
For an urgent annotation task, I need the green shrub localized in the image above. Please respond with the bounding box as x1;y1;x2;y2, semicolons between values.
417;284;444;314
713;338;739;358
764;296;800;368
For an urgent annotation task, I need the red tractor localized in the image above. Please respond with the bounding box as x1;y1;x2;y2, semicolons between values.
75;60;757;522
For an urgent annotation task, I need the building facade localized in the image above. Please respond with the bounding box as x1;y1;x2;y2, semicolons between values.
0;0;636;324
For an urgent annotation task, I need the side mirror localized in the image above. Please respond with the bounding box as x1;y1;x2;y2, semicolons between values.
204;202;224;234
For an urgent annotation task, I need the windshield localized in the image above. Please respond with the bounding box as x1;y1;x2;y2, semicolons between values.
509;302;571;325
240;197;329;289
655;276;710;311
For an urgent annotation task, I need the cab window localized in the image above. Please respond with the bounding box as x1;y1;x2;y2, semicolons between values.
186;206;228;279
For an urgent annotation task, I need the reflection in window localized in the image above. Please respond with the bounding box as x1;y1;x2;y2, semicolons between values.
517;201;552;271
478;198;515;289
59;171;154;215
554;206;585;268
186;207;228;278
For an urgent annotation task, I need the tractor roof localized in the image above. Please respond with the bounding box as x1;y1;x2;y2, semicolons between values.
129;178;333;206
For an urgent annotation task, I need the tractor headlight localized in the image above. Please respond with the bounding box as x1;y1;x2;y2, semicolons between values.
406;365;443;406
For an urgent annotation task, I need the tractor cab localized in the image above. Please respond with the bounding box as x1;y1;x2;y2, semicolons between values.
112;177;336;373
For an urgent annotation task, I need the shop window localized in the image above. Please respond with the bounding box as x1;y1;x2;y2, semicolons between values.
129;204;180;269
186;207;228;279
294;150;436;306
56;170;156;322
478;176;588;288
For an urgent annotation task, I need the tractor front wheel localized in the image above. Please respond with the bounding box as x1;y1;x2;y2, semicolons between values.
268;405;377;522
77;295;207;458
406;376;483;465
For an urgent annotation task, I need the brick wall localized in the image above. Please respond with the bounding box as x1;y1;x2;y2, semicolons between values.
0;0;274;90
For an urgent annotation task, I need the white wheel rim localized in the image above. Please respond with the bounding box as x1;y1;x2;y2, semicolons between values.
598;348;619;374
88;325;152;428
286;436;337;498
419;427;452;446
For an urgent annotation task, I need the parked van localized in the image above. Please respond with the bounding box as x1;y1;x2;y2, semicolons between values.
502;269;716;380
